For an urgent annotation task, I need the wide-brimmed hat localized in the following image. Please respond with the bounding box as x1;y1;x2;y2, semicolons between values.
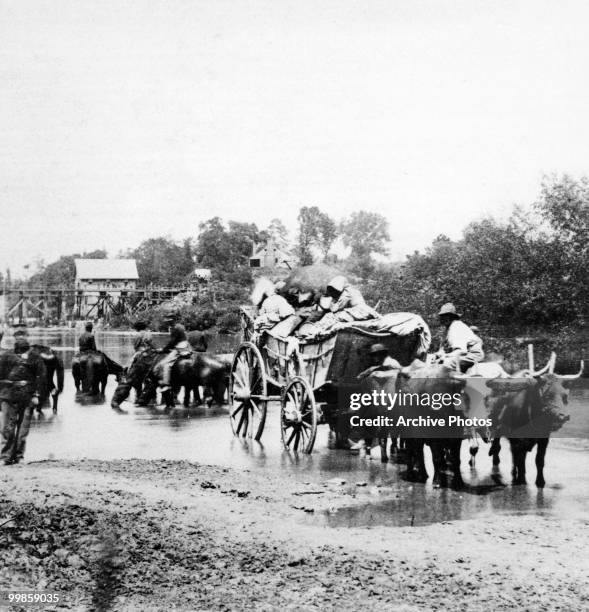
438;303;461;317
327;275;347;293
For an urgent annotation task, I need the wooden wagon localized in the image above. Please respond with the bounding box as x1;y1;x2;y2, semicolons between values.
228;315;425;453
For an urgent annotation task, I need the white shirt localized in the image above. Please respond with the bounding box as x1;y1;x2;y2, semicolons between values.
446;320;483;354
254;294;295;330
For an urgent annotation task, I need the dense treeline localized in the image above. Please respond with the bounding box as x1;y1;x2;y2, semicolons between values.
25;176;589;328
362;176;588;325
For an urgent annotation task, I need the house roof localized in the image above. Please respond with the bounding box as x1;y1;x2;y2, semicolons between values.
249;251;292;271
250;244;292;261
75;259;139;280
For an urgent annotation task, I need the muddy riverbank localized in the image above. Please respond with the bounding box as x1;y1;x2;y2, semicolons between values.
1;458;589;611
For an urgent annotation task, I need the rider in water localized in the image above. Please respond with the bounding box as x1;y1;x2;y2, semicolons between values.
78;322;98;352
160;323;190;392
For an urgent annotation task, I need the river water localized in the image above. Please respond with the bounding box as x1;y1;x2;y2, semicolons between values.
10;329;589;528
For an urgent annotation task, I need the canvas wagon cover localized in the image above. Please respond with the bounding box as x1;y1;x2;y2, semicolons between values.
264;312;431;389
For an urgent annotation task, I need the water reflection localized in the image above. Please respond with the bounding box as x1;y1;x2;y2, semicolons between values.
13;329;589;528
12;328;240;368
322;470;556;528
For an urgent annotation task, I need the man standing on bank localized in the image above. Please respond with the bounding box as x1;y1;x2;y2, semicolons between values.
0;338;46;465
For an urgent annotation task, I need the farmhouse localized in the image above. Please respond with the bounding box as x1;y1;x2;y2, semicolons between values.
74;259;139;318
249;239;293;275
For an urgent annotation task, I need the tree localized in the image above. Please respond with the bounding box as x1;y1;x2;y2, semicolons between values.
533;175;589;319
227;221;262;267
296;206;338;265
316;214;337;260
264;218;291;253
195;217;230;269
131;237;193;285
340;211;389;276
28;249;107;287
195;218;264;273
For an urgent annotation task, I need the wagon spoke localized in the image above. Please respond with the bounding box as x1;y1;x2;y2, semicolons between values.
286;391;299;412
285;426;297;447
293;430;301;451
251;399;262;418
293;382;303;406
233;362;248;389
236;406;248;436
231;402;244;419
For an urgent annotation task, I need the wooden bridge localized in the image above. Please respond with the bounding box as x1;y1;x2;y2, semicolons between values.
0;285;199;324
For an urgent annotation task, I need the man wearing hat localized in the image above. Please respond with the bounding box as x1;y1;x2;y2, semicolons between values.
438;303;484;373
132;320;155;353
358;343;402;379
0;337;46;464
251;278;295;333
159;323;191;392
321;276;378;325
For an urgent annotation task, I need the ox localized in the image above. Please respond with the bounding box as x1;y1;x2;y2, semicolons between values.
484;358;583;487
361;361;467;487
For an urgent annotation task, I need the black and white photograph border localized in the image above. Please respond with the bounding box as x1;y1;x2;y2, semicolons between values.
1;1;588;611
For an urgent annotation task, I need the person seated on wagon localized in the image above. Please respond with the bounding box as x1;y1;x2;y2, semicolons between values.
437;302;484;373
323;276;379;323
357;343;402;380
251;279;295;333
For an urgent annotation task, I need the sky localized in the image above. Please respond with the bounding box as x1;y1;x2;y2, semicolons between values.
1;0;589;276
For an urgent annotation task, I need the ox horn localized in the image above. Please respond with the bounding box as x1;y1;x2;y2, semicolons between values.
555;360;585;380
528;352;556;377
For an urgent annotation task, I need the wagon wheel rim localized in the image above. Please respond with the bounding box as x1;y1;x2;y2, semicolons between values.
281;376;317;454
229;342;267;441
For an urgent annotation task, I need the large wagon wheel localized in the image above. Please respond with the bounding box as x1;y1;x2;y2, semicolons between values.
281;376;318;454
229;342;268;440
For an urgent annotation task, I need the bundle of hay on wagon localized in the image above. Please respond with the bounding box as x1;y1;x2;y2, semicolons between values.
228;265;431;453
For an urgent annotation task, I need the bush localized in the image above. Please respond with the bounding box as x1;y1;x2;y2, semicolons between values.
217;311;242;334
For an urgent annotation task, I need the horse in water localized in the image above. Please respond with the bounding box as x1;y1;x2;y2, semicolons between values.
30;344;64;414
111;349;229;410
72;351;124;396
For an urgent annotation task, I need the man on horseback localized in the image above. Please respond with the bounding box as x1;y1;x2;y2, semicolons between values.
160;323;191;393
133;320;155;353
74;322;122;393
78;322;98;352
